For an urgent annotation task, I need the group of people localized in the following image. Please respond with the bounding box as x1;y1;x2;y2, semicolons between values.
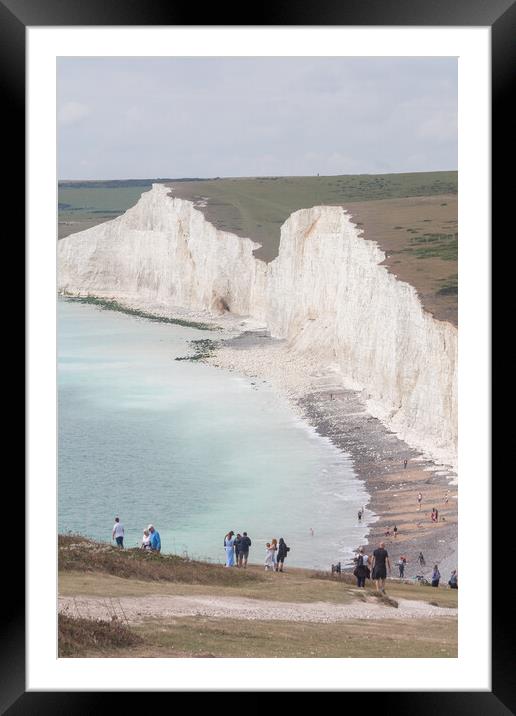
113;515;457;590
429;566;457;588
223;532;291;571
141;524;161;552
265;538;290;572
353;543;458;591
111;517;161;552
223;531;252;568
418;490;451;514
384;525;398;538
353;542;390;592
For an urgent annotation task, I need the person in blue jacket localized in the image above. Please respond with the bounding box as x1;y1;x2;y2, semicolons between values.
148;524;161;553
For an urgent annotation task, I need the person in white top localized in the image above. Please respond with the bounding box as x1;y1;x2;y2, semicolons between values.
112;517;125;548
264;543;275;571
141;529;151;550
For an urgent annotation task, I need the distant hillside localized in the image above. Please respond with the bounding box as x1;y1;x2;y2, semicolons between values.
165;171;457;262
58;178;208;189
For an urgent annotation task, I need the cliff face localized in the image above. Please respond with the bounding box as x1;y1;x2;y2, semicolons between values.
58;183;457;469
57;184;268;316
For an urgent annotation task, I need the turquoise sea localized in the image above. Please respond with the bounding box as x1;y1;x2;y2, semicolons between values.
58;298;370;569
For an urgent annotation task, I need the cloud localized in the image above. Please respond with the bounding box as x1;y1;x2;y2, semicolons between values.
58;101;91;126
57;58;457;179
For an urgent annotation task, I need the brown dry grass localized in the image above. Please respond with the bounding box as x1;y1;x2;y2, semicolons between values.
58;613;142;657
345;195;457;324
58;534;263;587
77;616;457;658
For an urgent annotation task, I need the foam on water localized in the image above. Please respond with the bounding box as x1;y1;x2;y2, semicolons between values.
58;298;371;569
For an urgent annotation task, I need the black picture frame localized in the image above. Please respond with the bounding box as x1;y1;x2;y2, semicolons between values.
7;0;507;709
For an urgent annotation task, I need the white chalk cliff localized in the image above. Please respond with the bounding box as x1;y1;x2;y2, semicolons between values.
58;183;458;469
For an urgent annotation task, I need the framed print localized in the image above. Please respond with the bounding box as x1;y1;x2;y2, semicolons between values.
5;0;508;707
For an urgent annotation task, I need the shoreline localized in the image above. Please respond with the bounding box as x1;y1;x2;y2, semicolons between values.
206;330;458;580
60;294;457;578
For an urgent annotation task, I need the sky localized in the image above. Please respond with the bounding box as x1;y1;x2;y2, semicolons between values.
57;57;457;180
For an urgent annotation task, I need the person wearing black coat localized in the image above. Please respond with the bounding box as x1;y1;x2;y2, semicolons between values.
275;538;290;572
353;548;370;587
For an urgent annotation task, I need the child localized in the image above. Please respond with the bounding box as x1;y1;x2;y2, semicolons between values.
141;529;151;550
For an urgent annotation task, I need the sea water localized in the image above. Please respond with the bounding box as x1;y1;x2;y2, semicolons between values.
58;298;371;569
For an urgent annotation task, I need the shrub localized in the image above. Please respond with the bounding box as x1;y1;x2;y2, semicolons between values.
58;613;142;657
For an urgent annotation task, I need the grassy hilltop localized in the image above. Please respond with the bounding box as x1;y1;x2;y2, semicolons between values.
166;171;456;258
59;535;457;658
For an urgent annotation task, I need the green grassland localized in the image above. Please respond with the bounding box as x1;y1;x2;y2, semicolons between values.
166;171;457;262
58;185;150;239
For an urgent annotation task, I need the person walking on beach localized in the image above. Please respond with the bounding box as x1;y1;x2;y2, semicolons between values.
112;517;125;548
448;570;458;589
431;507;439;523
417;492;422;511
354;547;369;588
148;524;161;553
358;508;363;522
431;564;441;587
444;490;450;504
264;542;275;571
234;533;242;567
238;532;252;568
418;551;426;567
276;538;290;572
310;527;314;537
224;531;236;567
393;525;398;539
371;541;391;593
404;458;408;469
397;556;407;578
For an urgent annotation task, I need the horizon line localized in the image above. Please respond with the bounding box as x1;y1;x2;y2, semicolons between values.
58;168;458;183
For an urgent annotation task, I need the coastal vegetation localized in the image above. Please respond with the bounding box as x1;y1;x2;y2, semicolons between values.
59;534;261;586
62;295;219;331
175;338;220;361
436;275;458;296
59;613;142;657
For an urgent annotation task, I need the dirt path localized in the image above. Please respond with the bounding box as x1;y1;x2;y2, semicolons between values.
59;594;457;625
